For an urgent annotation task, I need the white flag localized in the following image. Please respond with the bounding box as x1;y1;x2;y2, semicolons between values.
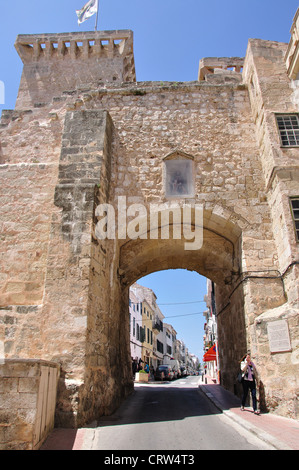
76;0;98;25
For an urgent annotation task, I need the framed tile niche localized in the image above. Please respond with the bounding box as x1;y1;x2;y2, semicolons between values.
163;150;195;198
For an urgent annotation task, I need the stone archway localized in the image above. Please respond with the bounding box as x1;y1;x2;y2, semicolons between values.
35;108;286;427
118;208;241;287
63;203;248;428
0;100;293;429
2;27;299;448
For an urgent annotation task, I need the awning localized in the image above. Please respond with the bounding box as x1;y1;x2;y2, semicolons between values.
203;344;217;362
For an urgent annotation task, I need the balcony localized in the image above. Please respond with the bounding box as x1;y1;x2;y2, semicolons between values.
152;319;163;334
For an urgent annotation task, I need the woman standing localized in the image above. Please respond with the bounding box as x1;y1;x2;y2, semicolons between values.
240;354;260;415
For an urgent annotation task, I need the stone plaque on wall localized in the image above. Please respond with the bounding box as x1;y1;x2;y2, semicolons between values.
267;320;292;353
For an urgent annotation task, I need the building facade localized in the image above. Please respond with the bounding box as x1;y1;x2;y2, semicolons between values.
129;289;142;362
162;323;177;363
152;305;164;368
203;279;218;381
130;284;197;373
130;283;166;369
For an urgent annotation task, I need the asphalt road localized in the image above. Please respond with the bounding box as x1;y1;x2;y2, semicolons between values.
87;376;273;451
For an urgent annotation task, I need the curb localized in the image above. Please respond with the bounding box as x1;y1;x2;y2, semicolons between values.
198;384;293;451
80;421;98;450
222;409;292;451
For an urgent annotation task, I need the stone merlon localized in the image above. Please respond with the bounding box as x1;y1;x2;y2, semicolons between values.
198;57;244;81
14;30;136;108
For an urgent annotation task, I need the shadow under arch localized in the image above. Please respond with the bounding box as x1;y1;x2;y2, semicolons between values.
118;206;243;287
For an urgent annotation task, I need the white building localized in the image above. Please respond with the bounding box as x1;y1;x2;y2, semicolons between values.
163;323;177;362
203;279;219;382
189;353;200;372
152;305;164;368
129;289;142;362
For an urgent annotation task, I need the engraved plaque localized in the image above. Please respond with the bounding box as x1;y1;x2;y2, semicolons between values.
267;320;291;353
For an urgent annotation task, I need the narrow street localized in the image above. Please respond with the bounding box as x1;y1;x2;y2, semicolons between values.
86;376;273;450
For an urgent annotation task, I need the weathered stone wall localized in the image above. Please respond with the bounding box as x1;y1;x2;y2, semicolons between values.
243;38;299;418
15;31;136;109
42;109;119;427
0;360;59;450
0;27;298;432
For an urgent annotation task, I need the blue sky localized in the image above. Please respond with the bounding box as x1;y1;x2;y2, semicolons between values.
139;270;208;364
0;1;298;361
0;0;298;113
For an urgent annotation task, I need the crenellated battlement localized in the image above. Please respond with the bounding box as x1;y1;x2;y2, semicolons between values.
14;30;136;109
198;57;244;82
15;30;134;62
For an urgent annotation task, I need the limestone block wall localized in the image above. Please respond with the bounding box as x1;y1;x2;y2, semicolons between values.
0;78;291;421
42;109;117;427
0;360;59;450
15;31;136;109
243;38;299;417
285;8;299;80
0;28;298;426
243;39;299;278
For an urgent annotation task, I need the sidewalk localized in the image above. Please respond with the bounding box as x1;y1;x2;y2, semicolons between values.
198;378;299;450
40;379;299;450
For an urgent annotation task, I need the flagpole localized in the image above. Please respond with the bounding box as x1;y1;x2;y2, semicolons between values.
95;0;99;31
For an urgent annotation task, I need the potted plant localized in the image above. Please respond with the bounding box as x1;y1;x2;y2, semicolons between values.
135;369;149;383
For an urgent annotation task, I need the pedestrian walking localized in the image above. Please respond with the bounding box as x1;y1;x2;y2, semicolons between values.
240;353;260;415
132;358;138;378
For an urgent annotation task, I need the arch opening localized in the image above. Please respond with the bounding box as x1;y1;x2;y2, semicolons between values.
70;208;248;426
113;213;247;408
128;269;209;381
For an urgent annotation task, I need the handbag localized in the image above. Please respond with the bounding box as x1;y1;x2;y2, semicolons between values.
237;371;243;383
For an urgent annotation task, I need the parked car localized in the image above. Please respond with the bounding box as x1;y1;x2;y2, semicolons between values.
155;365;174;381
166;359;181;379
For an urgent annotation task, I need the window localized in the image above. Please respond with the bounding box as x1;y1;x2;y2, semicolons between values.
140;327;145;343
136;324;140;341
276;114;299;147
157;340;164;354
290;198;299;241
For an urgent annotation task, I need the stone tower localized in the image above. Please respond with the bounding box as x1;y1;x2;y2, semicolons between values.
14;30;136;108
